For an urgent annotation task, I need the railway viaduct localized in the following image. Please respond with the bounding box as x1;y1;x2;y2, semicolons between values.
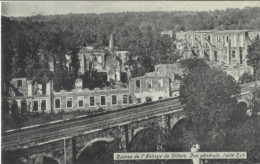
237;81;260;107
2;81;259;164
2;98;186;164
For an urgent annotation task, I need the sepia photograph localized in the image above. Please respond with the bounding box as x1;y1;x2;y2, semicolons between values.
1;1;260;164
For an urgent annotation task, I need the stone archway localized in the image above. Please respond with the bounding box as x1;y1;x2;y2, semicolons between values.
238;99;250;108
2;149;24;164
171;118;187;133
170;115;187;130
132;126;146;137
238;101;249;108
27;153;60;164
76;137;114;159
237;100;250;117
128;127;159;152
166;118;188;152
42;156;59;164
76;137;116;164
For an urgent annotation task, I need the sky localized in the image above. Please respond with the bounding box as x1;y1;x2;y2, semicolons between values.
2;1;260;17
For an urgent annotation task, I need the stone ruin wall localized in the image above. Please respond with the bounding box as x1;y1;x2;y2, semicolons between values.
176;30;260;66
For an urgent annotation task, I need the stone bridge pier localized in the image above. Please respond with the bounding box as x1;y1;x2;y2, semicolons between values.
3;110;186;164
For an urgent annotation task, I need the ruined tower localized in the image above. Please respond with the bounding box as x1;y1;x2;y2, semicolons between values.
109;33;114;50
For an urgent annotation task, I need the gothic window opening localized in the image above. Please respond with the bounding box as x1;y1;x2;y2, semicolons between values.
214;51;218;62
240;54;243;64
232;51;236;58
240;48;243;64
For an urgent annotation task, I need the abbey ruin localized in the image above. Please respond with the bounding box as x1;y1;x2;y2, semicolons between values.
175;30;260;80
176;30;260;64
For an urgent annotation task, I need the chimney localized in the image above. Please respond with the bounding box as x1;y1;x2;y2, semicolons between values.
46;81;51;95
109;33;114;50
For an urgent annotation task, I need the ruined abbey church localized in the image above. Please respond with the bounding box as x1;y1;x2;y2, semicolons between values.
175;30;260;80
176;30;259;65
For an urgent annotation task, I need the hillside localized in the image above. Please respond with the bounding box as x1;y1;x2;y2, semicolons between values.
2;7;260;82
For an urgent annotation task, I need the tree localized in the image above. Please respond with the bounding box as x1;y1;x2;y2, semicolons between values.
53;62;67;91
247;35;260;80
179;58;260;163
179;58;210;75
69;48;80;80
179;58;240;150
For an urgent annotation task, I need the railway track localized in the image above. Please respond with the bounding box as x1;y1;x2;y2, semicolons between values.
2;98;183;150
3;81;259;150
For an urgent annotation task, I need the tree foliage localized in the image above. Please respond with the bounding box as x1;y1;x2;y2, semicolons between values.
247;35;260;80
179;58;259;163
3;7;260;82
